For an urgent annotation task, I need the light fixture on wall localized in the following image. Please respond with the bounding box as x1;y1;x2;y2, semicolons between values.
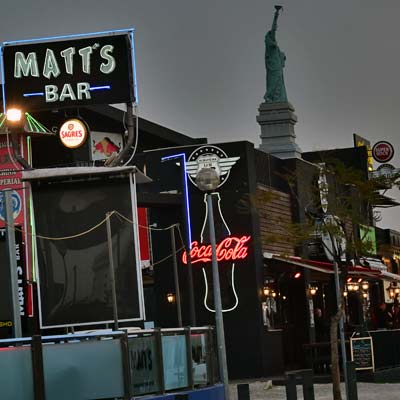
361;281;369;291
386;282;400;299
347;283;359;292
309;286;318;296
263;287;270;296
166;293;175;304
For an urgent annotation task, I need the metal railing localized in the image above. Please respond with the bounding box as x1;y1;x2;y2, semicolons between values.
0;326;218;400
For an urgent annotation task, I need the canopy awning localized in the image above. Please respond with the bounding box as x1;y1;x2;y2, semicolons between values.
263;252;400;282
22;166;152;184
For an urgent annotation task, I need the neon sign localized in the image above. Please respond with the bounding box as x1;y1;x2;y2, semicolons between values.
182;235;251;265
1;30;135;111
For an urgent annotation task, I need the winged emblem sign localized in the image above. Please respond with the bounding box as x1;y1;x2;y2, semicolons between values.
185;145;240;187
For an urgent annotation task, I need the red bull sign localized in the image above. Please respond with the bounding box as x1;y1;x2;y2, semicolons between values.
91;131;122;161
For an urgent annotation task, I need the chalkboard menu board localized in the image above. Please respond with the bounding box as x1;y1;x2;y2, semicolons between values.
350;336;375;371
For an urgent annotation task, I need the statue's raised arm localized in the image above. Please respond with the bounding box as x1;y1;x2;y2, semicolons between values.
270;6;281;37
263;5;288;103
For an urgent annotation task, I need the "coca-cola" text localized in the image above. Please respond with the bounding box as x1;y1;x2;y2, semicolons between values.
182;235;251;264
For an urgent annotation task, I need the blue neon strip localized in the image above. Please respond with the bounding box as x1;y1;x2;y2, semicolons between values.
130;30;138;104
23;92;44;97
3;28;134;46
90;85;111;91
161;153;193;248
0;46;6;114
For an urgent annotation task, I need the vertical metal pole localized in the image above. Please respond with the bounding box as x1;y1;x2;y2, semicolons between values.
184;327;194;389
155;328;166;394
120;332;132;400
4;190;22;337
31;335;46;400
171;226;183;327
333;260;349;400
106;212;119;331
206;193;229;400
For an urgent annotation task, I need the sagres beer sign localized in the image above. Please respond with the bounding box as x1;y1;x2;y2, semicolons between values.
1;30;136;111
59;119;88;149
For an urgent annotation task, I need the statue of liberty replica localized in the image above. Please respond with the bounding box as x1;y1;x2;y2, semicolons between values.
257;5;302;159
264;6;287;103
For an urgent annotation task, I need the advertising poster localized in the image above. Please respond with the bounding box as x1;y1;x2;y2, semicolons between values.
128;335;159;395
0;135;26;228
90;131;123;161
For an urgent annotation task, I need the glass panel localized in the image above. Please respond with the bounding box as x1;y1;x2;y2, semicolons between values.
43;339;124;400
162;334;188;390
128;335;160;395
0;346;34;400
191;333;209;385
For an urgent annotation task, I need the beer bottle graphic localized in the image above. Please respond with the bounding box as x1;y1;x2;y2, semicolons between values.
200;192;238;312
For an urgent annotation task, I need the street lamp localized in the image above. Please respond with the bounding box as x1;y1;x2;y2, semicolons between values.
6;108;23;123
5;108;31;169
196;167;229;400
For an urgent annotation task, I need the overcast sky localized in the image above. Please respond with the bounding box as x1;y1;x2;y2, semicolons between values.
0;0;399;230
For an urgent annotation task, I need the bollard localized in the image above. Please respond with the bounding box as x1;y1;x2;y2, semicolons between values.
237;383;250;400
285;372;297;400
346;361;358;400
302;370;315;400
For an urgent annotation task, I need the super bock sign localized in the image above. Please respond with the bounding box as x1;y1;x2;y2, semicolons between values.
1;30;136;111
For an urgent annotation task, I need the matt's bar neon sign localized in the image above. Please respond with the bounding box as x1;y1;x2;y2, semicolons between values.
1;29;136;111
182;236;251;264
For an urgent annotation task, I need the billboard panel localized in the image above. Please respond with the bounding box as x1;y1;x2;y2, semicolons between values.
32;177;142;328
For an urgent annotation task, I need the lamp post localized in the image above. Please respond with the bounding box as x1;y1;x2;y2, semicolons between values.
196;168;229;400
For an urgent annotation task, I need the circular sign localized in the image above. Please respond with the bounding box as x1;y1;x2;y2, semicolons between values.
372;141;394;163
59;119;88;149
0;190;22;221
186;145;240;188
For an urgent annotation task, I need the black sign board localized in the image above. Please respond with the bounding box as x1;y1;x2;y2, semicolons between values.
2;31;135;111
31;175;142;328
350;336;375;371
0;228;26;338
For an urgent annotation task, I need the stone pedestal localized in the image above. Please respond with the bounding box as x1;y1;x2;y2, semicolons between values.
257;101;302;159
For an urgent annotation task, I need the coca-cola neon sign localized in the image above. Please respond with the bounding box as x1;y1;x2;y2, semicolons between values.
182;235;251;265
